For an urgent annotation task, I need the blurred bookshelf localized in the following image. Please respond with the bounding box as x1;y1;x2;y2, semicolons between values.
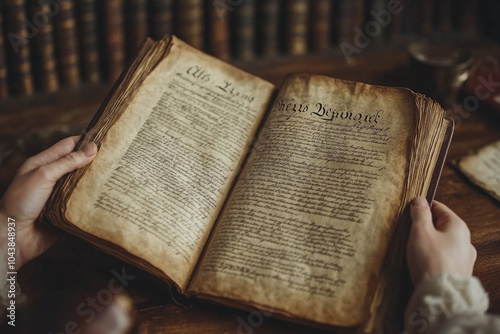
1;0;498;100
1;0;499;187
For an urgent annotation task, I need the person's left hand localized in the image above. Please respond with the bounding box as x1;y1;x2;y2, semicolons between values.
0;136;97;269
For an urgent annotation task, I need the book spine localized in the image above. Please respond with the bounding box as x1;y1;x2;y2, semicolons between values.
257;0;280;57
126;0;149;56
287;0;310;55
54;0;81;86
455;0;478;35
352;0;366;36
311;0;332;51
76;0;100;83
402;0;417;36
0;3;9;99
337;0;365;44
149;0;174;40
29;0;59;92
103;0;126;82
368;0;388;44
3;0;34;96
233;0;256;60
388;0;403;41
435;0;452;34
176;0;204;50
417;0;433;35
207;0;230;61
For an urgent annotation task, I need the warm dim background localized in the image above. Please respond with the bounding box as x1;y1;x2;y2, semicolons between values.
1;1;500;333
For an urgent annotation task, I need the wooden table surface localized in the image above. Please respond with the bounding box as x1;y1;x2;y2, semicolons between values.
1;43;499;333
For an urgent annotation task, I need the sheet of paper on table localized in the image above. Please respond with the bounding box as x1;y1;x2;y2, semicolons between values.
455;139;500;202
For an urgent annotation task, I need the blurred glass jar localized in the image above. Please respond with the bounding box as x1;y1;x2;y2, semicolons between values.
409;40;475;109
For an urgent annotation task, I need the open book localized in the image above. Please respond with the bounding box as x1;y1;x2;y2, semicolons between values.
44;36;453;332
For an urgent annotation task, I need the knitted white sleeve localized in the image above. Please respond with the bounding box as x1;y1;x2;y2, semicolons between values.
404;273;500;334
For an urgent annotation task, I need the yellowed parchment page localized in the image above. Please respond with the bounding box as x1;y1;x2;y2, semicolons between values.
65;37;275;291
456;139;500;202
189;74;417;327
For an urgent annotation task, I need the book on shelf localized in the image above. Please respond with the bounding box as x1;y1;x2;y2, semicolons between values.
417;0;434;35
176;0;204;50
257;0;280;57
103;0;126;83
125;0;149;57
454;0;478;35
311;0;332;51
231;0;256;60
29;0;59;92
368;0;388;44
287;0;310;55
435;0;453;34
149;0;174;40
54;0;81;86
337;0;365;44
0;2;9;99
44;35;454;333
76;0;101;83
388;1;403;41
3;0;34;95
207;0;230;61
401;0;417;35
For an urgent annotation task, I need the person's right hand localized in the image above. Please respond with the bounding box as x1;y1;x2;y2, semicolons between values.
406;196;477;286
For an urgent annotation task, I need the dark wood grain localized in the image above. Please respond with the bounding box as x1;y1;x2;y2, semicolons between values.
1;43;499;333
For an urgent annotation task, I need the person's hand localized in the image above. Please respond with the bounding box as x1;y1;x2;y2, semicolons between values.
0;136;97;269
406;196;477;285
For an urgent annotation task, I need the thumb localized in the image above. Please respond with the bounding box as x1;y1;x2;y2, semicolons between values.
410;196;434;233
35;142;97;183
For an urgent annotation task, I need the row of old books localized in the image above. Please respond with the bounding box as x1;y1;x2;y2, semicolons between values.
0;0;482;100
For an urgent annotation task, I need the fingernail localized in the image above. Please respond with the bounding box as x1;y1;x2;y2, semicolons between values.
81;142;97;157
411;196;428;206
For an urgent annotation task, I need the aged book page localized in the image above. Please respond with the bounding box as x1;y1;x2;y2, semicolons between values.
64;37;275;290
456;140;500;202
189;74;418;327
365;93;449;333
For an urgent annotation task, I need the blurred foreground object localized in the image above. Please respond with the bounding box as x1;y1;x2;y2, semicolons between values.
463;63;500;114
12;289;138;334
